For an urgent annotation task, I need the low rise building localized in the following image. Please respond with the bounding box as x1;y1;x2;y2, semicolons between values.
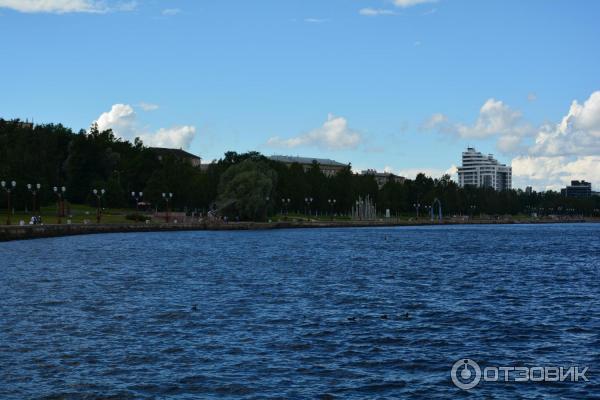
268;155;347;177
361;169;406;188
561;180;592;198
150;147;202;168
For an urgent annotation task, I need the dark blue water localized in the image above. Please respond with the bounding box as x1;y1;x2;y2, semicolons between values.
1;224;599;399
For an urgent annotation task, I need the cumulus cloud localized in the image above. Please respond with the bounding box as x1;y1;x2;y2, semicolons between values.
530;91;600;157
423;91;600;190
426;92;599;157
393;0;437;8
510;91;600;190
455;99;530;139
512;156;600;191
96;103;136;134
267;114;362;150
496;135;525;153
424;98;534;153
424;99;524;138
95;104;196;149
359;8;397;16
0;0;135;13
147;126;195;149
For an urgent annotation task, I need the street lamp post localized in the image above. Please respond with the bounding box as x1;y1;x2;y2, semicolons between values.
92;189;106;223
413;202;421;219
304;197;313;218
1;180;16;225
265;196;270;218
281;198;291;216
53;186;66;224
131;191;143;212
27;183;41;214
424;205;432;221
162;192;173;223
328;198;336;219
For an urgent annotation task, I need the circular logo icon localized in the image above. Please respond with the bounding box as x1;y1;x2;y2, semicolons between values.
451;359;482;390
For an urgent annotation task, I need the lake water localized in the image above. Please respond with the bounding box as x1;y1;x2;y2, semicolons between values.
1;224;599;399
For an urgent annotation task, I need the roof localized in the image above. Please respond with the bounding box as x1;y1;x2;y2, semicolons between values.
268;155;347;167
149;147;201;160
361;169;404;178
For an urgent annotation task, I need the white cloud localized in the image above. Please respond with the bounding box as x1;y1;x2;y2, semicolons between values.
496;135;524;153
147;126;195;149
446;164;458;177
267;114;362;150
425;99;530;139
388;165;457;180
138;102;159;111
510;91;600;190
0;0;135;13
162;8;180;16
97;103;136;134
424;98;534;153
512;156;600;191
304;17;329;23
393;0;437;8
423;91;600;189
359;8;397;16
527;93;537;102
421;113;448;130
95;103;196;149
456;99;529;139
530;91;600;157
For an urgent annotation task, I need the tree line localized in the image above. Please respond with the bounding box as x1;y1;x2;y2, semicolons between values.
1;118;598;220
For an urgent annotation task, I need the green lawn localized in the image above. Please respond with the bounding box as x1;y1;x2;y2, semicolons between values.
0;205;566;226
270;213;427;222
272;212;353;222
0;204;152;225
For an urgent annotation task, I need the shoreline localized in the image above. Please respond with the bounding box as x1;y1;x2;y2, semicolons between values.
0;218;597;242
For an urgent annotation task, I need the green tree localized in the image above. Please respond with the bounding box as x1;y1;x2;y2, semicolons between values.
216;159;277;220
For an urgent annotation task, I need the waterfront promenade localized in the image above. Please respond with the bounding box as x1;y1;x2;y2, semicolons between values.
0;218;596;242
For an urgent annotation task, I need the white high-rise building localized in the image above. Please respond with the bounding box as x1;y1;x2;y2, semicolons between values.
457;147;512;191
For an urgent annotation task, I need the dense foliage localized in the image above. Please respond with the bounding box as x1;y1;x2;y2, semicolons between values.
1;118;599;220
217;158;277;220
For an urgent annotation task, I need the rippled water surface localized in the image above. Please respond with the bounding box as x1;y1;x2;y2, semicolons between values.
1;224;599;399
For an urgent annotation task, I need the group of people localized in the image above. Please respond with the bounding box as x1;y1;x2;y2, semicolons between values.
29;216;43;225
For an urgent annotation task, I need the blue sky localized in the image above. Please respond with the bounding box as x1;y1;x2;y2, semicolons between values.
1;0;599;190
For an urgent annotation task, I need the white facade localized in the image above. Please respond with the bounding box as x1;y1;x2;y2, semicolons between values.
457;147;512;191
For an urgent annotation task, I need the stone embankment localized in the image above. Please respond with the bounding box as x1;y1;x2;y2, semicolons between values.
0;218;594;242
